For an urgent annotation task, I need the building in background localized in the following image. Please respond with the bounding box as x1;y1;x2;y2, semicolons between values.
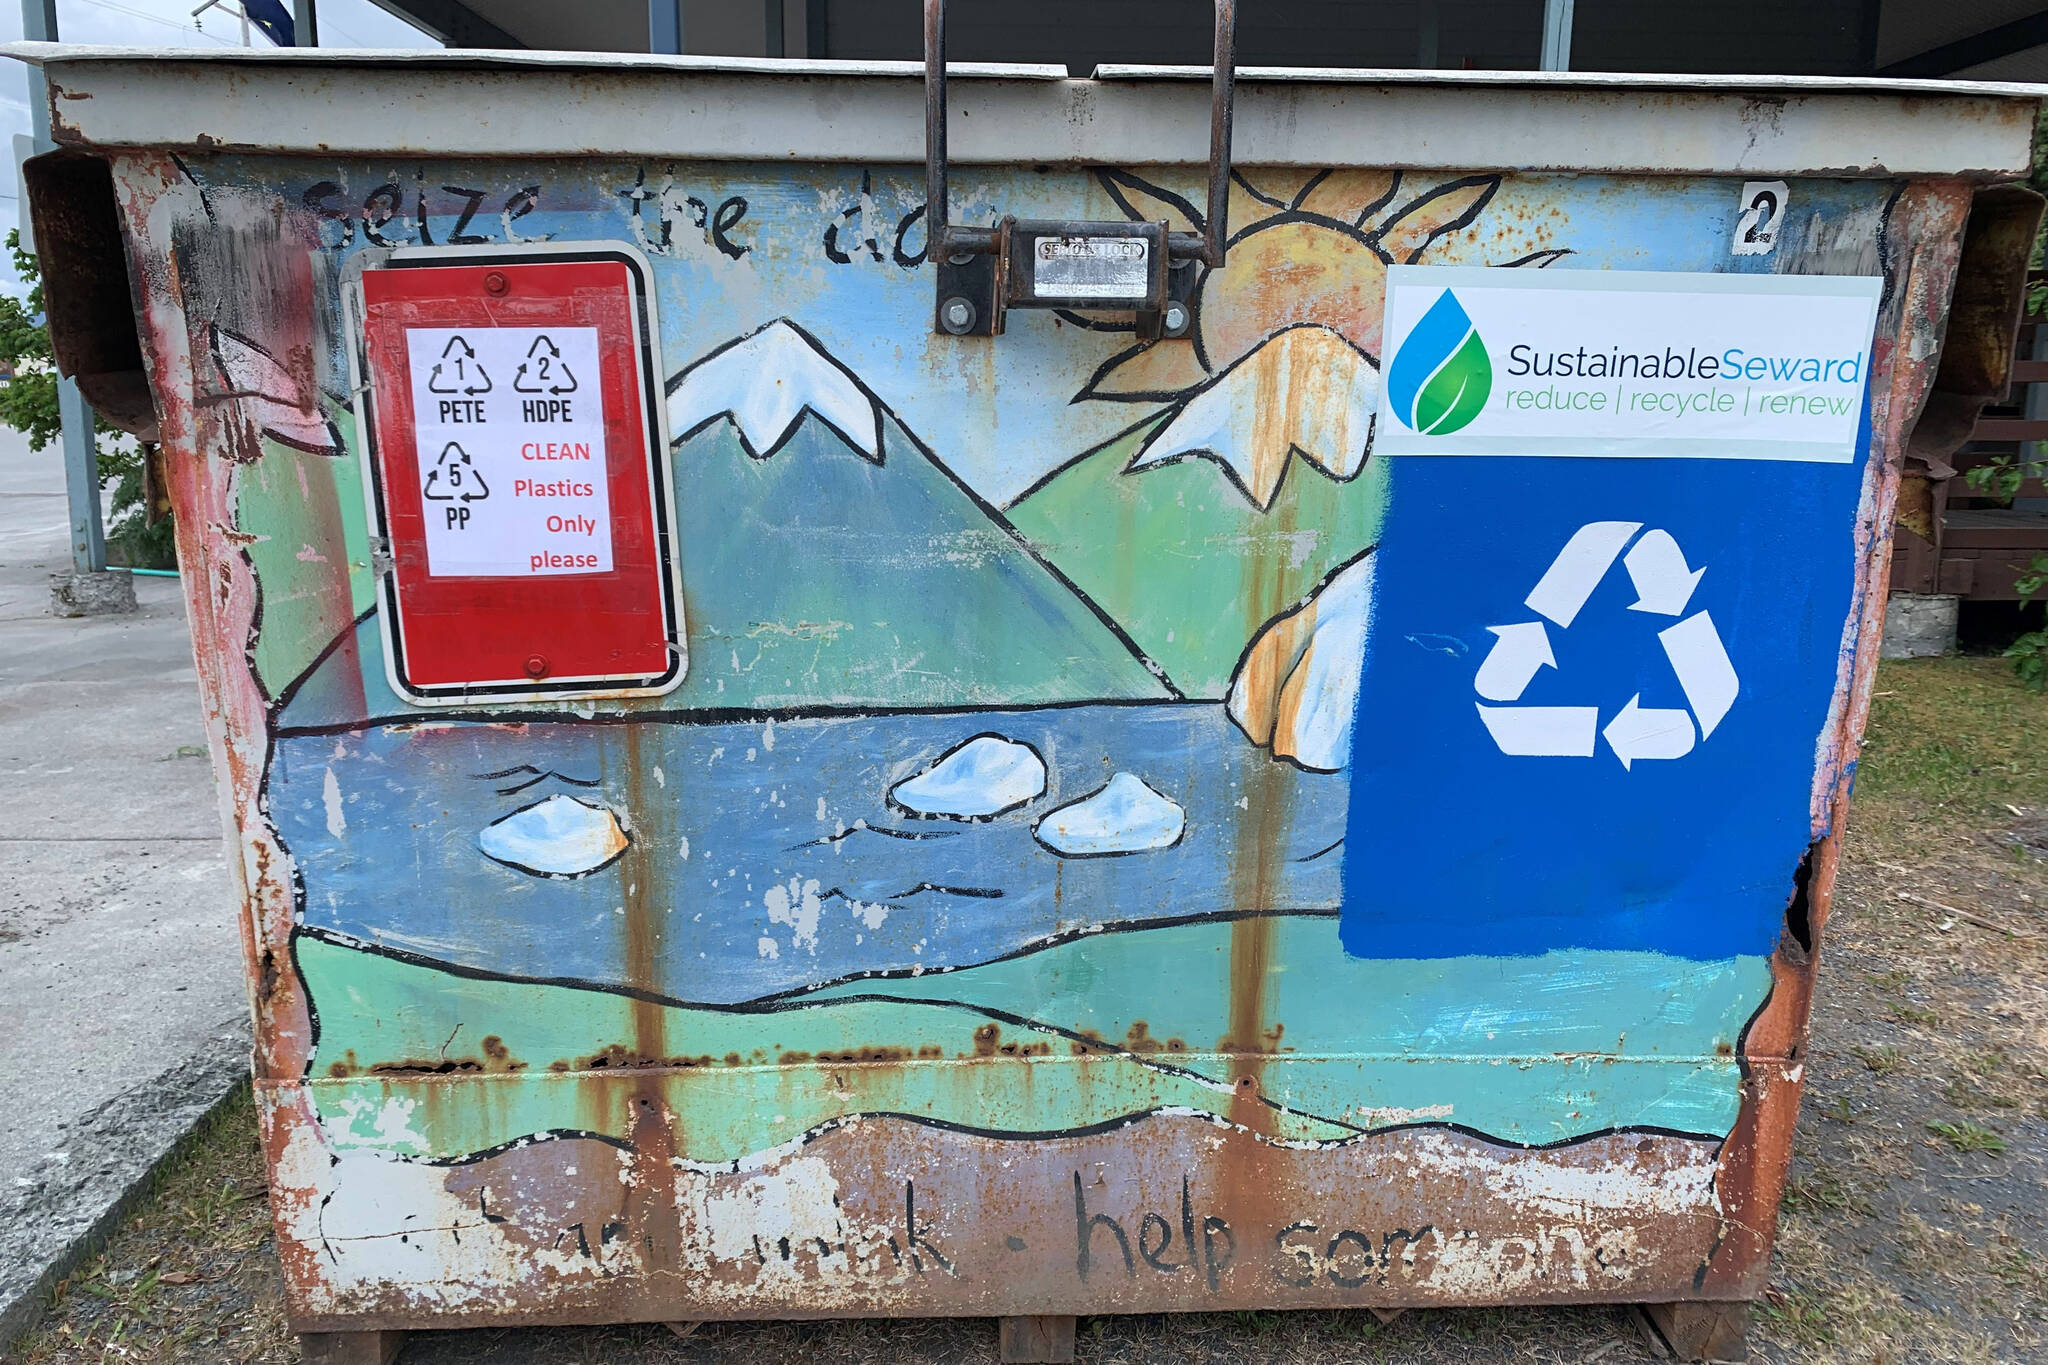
360;0;2048;80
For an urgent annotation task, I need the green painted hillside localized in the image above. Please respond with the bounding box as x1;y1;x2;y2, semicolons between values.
665;414;1169;710
1006;418;1390;698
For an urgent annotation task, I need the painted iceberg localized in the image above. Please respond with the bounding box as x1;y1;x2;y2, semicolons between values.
1228;551;1373;772
478;795;630;878
889;734;1047;819
1033;772;1185;856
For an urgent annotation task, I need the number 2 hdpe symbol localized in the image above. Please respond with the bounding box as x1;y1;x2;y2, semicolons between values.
1386;290;1492;435
1474;521;1740;769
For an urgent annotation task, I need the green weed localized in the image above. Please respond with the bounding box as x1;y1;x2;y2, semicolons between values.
1928;1120;2008;1154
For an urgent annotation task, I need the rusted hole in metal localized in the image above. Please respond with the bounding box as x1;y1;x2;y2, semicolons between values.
371;1058;483;1076
1782;842;1818;957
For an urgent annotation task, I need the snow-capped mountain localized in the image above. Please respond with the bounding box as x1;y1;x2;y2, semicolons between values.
1125;324;1377;511
651;320;1169;710
665;318;885;462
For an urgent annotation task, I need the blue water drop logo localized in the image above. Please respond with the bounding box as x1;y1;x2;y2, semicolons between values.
1387;290;1493;435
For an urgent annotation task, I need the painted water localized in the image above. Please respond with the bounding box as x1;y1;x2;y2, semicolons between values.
276;702;1347;1003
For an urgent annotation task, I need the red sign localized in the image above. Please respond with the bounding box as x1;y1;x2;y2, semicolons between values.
354;248;681;703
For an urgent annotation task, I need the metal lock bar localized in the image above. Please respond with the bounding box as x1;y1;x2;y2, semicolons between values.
926;0;1237;339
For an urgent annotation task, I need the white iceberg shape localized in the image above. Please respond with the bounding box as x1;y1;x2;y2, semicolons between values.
478;795;629;877
1127;324;1376;510
1227;552;1374;772
666;319;884;463
1033;772;1185;857
889;734;1046;819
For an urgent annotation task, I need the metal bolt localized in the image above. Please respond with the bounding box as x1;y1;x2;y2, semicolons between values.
1163;301;1191;336
947;251;976;267
484;271;510;296
523;654;549;678
940;297;977;335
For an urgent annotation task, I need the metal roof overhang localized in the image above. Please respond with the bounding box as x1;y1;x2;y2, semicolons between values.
4;43;2041;179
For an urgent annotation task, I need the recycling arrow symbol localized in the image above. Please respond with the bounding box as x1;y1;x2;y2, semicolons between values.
513;335;578;394
421;441;491;503
1474;521;1739;769
427;335;492;395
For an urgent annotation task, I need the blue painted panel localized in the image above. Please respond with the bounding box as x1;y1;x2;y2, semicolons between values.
1340;427;1868;959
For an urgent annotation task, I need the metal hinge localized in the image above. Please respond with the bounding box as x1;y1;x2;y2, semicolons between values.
924;0;1238;339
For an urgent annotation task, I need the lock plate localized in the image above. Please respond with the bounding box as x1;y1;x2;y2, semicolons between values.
935;219;1196;339
1014;222;1164;309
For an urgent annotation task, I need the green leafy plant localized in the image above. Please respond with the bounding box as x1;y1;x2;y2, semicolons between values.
1888;1001;1940;1027
1981;107;2048;685
1928;1119;2009;1154
1961;454;2048;690
2007;555;2048;691
1964;452;2047;503
0;228;174;570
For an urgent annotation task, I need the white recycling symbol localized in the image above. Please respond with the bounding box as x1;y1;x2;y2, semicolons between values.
1474;521;1740;769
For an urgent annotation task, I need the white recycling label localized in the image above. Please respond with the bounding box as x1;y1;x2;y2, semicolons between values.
1474;521;1740;768
404;326;613;577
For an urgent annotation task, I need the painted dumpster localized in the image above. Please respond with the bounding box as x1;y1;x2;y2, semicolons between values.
12;35;2045;1363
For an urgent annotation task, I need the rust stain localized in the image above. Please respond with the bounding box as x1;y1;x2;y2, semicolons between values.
617;723;681;1307
77;142;2003;1330
270;1102;1733;1324
1121;1021;1189;1055
1203;329;1305;1278
1705;179;1977;1301
356;1035;529;1078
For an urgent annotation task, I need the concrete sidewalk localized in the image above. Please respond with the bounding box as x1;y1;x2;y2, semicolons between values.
0;427;249;1345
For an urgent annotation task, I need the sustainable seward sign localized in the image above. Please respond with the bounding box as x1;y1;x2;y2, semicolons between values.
1376;265;1882;463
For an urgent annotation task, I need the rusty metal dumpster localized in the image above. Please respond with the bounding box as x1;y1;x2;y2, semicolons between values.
12;29;2044;1363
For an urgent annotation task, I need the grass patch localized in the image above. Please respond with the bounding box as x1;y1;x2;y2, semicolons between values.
1783;1169;1873;1217
1759;1279;1841;1348
1762;657;2048;1363
1854;658;2048;857
1928;1120;2009;1155
1942;1075;2022;1111
13;1085;290;1365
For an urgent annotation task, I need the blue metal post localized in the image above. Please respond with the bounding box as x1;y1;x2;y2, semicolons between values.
1539;0;1575;71
21;0;105;574
649;0;683;54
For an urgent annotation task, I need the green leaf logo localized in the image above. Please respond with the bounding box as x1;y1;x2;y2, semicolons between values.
1386;290;1493;436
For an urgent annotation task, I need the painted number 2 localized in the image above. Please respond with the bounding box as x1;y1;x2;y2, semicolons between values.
1733;180;1789;257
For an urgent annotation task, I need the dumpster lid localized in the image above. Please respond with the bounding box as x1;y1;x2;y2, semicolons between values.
1097;62;2048;100
6;42;2040;179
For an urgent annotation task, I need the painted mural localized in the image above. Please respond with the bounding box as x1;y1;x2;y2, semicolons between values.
127;151;1934;1315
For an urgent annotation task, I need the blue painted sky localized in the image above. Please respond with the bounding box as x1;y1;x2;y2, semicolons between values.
280;165;1891;504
